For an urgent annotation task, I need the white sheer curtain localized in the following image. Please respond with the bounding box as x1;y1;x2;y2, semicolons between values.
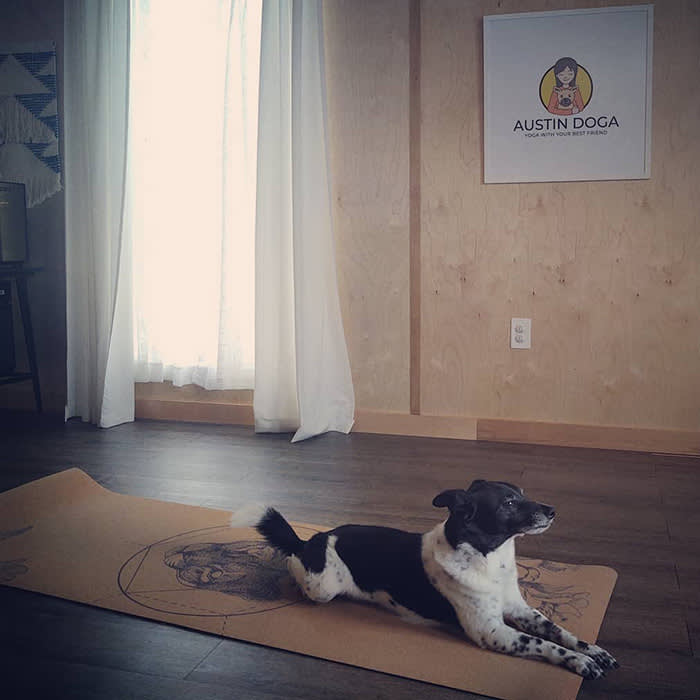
254;0;355;441
64;0;134;428
64;0;354;439
130;0;260;390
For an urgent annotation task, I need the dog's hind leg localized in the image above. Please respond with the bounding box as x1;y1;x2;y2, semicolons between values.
504;602;618;673
286;548;340;603
287;555;335;603
287;535;354;604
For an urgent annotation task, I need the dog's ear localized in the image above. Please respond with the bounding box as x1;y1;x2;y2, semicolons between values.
433;490;477;523
432;489;466;510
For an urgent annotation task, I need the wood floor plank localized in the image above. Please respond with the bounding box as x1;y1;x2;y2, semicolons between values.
188;638;476;700
576;648;700;700
3;654;278;700
3;587;221;678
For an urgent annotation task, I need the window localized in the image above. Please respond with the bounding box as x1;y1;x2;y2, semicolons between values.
129;0;262;389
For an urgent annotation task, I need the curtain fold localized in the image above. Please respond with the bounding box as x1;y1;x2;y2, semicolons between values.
64;0;134;428
254;0;355;442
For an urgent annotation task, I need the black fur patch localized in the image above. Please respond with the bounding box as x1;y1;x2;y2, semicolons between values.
331;525;460;627
300;532;330;574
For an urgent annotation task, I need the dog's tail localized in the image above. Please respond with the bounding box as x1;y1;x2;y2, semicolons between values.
230;503;306;557
255;508;306;557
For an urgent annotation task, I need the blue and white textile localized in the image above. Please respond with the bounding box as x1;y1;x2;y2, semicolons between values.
0;42;61;207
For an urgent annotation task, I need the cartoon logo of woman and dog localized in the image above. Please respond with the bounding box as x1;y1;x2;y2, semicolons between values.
540;57;593;115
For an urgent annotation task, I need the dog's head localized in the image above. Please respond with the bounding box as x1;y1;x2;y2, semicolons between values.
554;86;576;109
432;480;555;556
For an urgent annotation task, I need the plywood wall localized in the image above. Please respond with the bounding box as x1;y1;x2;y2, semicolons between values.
325;0;411;412
325;0;700;433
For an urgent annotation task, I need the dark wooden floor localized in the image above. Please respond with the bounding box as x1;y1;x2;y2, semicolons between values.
1;413;699;699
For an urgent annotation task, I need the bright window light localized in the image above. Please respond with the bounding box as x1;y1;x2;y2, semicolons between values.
129;0;261;389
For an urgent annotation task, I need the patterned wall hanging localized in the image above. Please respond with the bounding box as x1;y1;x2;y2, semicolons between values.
0;42;61;207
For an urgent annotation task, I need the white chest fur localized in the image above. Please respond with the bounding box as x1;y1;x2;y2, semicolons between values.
421;524;523;616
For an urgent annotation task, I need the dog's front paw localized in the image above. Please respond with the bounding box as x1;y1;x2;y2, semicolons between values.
578;642;619;671
568;654;605;680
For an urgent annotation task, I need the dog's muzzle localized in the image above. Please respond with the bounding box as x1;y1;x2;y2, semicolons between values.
524;505;556;534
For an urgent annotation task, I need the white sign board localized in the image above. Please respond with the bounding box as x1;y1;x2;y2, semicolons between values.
484;5;653;183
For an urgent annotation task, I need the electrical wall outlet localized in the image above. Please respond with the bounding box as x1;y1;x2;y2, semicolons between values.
511;318;532;349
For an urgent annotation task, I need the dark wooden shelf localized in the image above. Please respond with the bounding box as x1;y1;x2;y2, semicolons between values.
0;264;42;411
0;372;33;384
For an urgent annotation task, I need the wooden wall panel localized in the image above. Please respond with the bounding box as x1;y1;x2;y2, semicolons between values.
419;0;700;432
324;0;411;412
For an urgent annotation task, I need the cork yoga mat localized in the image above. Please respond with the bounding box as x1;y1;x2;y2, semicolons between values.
0;469;617;700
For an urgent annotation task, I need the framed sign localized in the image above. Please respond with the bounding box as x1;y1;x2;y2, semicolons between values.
483;5;653;183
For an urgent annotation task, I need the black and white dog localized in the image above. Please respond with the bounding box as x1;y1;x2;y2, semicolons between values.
238;480;618;679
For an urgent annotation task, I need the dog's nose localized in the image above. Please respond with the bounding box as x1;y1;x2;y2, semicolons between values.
543;505;556;520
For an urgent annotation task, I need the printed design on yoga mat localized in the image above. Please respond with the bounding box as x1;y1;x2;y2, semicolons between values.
0;526;32;583
518;560;590;623
118;525;320;617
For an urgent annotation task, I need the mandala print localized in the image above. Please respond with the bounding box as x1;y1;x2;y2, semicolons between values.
518;559;590;623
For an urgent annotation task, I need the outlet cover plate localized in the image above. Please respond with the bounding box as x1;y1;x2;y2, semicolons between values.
511;318;532;349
